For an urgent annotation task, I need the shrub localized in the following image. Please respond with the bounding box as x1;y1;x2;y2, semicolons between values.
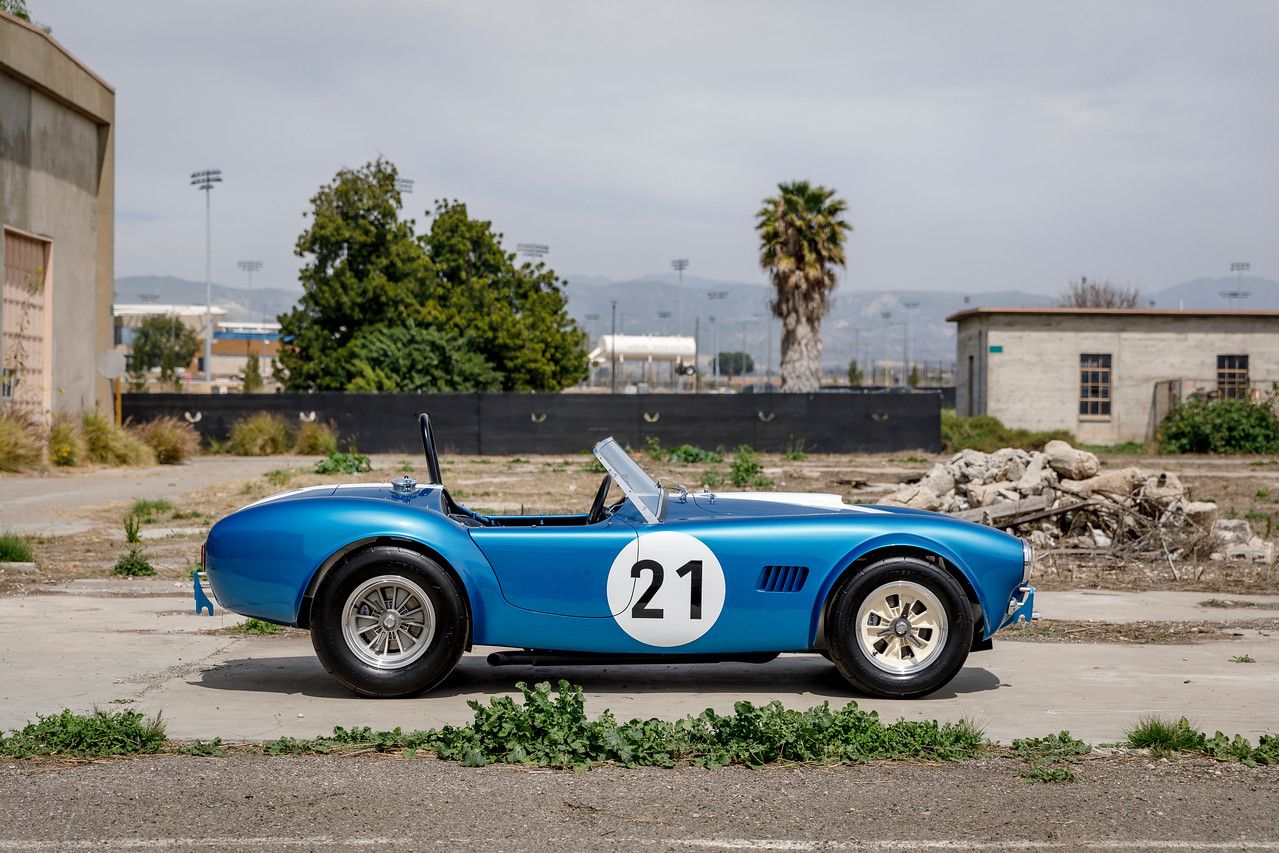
1157;398;1279;455
730;446;773;489
295;420;338;456
129;498;174;523
228;413;292;456
81;413;155;466
122;514;142;544
235;617;285;635
666;444;724;465
48;415;87;467
0;409;42;472
314;452;372;475
111;548;155;577
131;416;200;464
941;410;1074;453
0;708;165;758
0;532;34;563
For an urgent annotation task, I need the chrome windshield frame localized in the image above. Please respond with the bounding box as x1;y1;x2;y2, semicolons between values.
592;437;665;524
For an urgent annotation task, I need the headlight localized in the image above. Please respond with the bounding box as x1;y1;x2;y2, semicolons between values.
1022;540;1034;583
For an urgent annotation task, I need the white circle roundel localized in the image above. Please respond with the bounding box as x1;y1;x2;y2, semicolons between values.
605;531;726;647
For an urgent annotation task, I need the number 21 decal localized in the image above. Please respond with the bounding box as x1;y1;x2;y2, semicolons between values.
630;559;702;620
607;532;725;647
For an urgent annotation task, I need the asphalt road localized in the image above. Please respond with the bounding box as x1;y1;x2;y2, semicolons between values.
0;755;1276;851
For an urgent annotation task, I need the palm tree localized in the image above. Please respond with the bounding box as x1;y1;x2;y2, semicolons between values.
756;181;851;392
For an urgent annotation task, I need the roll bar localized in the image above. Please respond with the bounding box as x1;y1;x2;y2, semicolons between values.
418;412;443;485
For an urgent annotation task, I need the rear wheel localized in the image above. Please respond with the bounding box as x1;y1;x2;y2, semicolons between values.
826;556;972;699
310;546;468;697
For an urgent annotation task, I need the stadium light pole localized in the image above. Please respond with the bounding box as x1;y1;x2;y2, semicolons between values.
518;243;549;264
902;300;920;384
191;169;222;382
610;300;618;393
237;260;262;357
395;178;415;196
671;258;689;334
1224;262;1251;309
706;290;728;378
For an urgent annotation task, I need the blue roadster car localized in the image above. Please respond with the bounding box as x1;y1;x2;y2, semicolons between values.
199;414;1034;699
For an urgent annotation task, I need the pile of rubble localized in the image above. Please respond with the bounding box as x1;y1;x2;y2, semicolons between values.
879;440;1274;564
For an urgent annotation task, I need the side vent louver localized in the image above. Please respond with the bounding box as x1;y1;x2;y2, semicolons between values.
757;565;809;593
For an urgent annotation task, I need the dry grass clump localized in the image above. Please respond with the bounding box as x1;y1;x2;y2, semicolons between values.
229;413;292;456
48;414;88;467
0;409;42;472
131;416;200;464
294;420;338;456
81;412;155;466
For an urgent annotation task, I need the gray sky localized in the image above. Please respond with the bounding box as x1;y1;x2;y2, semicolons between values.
39;0;1279;295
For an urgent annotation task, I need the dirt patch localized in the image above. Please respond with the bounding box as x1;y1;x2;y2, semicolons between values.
1200;597;1274;609
1002;617;1279;644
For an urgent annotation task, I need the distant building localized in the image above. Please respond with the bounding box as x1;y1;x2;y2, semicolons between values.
949;308;1279;444
113;305;279;392
1;11;114;414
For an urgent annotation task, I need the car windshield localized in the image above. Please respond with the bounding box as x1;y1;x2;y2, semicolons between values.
592;437;664;524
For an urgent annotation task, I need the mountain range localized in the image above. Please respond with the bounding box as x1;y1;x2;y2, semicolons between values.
116;273;1279;369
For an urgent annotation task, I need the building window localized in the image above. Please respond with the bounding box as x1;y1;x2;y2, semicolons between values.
1079;353;1111;418
1217;355;1249;399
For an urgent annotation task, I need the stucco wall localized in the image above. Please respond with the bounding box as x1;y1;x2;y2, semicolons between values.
0;13;113;415
955;312;1279;443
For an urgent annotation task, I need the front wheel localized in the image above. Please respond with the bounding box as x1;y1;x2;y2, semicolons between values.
310;546;468;698
826;556;972;699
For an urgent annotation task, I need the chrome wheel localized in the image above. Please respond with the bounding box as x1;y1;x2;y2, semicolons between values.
855;580;948;674
341;576;436;670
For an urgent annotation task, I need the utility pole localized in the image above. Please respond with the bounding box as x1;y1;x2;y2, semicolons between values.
693;316;701;393
903;301;919;385
610;299;618;393
191;169;222;383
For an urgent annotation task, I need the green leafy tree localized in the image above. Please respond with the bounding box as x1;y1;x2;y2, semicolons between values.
418;200;587;391
241;354;264;393
756;182;852;392
277;160;586;392
0;0;31;22
716;351;754;378
345;324;501;392
129;315;199;384
277;158;428;391
907;365;922;388
847;357;864;386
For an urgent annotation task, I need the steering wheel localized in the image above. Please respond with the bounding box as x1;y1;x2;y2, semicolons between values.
587;474;613;524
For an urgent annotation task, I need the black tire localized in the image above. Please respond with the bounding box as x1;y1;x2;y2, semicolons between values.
825;556;972;699
310;546;469;698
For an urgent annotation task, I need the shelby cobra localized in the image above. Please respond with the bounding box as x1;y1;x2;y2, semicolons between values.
198;414;1034;699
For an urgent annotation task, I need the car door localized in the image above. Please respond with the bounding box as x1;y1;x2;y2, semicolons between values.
469;516;638;618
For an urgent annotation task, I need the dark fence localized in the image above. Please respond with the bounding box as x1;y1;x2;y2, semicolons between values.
124;391;941;454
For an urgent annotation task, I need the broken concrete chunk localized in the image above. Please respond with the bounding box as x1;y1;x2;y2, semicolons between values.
1058;466;1147;499
1043;439;1100;481
1181;501;1219;530
1141;472;1185;504
1213;518;1254;545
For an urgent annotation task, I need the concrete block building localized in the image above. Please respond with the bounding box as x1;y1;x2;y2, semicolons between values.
1;10;114;415
949;308;1279;444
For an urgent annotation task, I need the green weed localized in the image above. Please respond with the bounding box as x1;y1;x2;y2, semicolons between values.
314;452;371;475
784;438;808;462
131;416;200;464
111;548;155;577
1010;731;1091;764
1019;766;1078;783
263;468;295;487
1230;655;1256;663
228;413;292;456
261;680;988;769
666;444;724;465
81;413;155;466
294;420;338;456
234;618;285;635
0;709;165;758
730;446;773;489
941;410;1073;453
0;532;34;563
122;514;142;544
581;459;607;474
507;457;530;465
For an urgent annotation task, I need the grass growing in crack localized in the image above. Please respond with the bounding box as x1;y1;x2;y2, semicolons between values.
0;532;34;563
1011;731;1089;783
1230;655;1256;663
111;548;155;577
180;738;228;757
234;618;285;635
0;709;165;758
261;680;988;769
1125;715;1279;765
129;499;174;523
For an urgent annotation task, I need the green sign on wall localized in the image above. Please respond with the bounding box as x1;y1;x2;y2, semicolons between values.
988;344;1004;353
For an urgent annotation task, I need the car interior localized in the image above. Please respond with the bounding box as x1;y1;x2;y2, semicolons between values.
418;413;624;529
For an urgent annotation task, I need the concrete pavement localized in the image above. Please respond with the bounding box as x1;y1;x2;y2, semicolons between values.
0;580;1275;744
